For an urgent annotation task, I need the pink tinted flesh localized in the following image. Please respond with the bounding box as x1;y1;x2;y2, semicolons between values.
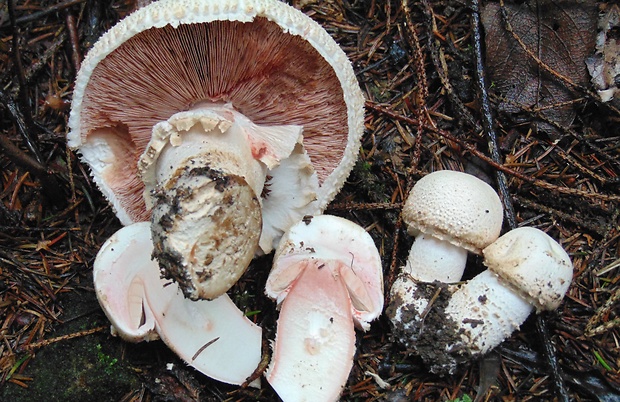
266;259;355;401
79;18;348;221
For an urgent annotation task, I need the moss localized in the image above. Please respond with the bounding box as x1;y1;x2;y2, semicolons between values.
1;292;139;402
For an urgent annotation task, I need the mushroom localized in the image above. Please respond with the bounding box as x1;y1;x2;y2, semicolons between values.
390;226;573;374
400;170;504;282
264;215;384;402
388;170;503;354
68;0;365;301
93;222;262;385
444;226;573;358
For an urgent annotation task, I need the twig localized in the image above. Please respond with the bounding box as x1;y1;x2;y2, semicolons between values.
469;0;517;229
22;326;107;351
7;0;45;164
65;13;82;72
367;102;620;202
10;0;85;26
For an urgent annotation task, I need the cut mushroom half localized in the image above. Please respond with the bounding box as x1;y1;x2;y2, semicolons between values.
265;215;384;402
94;222;262;385
68;0;365;301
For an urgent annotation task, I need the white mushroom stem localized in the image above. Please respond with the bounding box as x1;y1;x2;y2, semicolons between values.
445;227;573;356
267;259;356;402
94;222;262;386
139;103;310;301
387;233;467;340
404;233;468;283
443;270;532;355
265;215;384;402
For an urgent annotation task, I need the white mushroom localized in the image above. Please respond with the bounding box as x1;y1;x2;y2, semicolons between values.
265;215;384;402
388;170;503;355
390;226;573;374
93;222;261;385
401;170;504;282
68;0;364;301
444;227;573;356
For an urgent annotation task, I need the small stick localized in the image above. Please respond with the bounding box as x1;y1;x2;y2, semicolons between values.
469;0;517;229
7;0;45;164
23;326;107;351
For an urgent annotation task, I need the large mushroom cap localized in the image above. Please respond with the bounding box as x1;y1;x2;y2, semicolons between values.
68;0;364;226
402;170;504;253
483;226;573;311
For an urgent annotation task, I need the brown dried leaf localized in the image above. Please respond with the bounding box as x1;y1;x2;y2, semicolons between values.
586;5;620;104
482;1;598;136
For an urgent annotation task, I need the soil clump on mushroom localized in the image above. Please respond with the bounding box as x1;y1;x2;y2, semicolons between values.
1;0;619;401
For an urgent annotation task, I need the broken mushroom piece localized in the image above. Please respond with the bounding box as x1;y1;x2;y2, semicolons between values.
444;226;573;358
265;215;384;402
68;0;365;300
388;170;503;353
93;222;262;385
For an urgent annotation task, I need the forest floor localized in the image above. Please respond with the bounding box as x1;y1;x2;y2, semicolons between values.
0;0;619;401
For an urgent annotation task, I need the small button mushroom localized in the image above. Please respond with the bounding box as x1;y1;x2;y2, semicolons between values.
388;170;503;352
444;227;573;357
93;222;261;385
68;0;365;301
401;170;504;282
265;215;384;402
391;226;573;375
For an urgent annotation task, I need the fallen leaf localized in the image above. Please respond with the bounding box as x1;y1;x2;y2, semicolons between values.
482;1;598;136
586;4;620;104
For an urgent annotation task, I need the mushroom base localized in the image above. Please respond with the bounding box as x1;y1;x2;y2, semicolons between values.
386;276;472;375
151;163;262;301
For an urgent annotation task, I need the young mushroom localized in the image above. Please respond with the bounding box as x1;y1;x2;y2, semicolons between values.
401;170;504;282
391;226;573;374
443;227;573;359
388;170;503;355
93;222;262;385
265;215;384;402
68;0;364;301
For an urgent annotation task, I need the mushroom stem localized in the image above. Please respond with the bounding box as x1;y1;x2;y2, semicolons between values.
404;233;468;283
139;103;303;300
266;259;356;402
444;269;533;355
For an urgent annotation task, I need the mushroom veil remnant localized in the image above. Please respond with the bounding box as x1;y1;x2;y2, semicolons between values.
265;215;384;402
68;0;364;301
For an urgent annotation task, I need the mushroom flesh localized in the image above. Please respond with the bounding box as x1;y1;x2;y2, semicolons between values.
265;215;384;402
94;222;262;385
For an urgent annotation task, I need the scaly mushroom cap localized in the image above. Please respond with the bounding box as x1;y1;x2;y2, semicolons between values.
265;215;384;401
482;226;573;311
93;222;262;385
67;0;364;226
402;170;504;253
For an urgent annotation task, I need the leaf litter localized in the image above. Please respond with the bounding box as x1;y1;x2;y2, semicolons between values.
0;0;619;401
